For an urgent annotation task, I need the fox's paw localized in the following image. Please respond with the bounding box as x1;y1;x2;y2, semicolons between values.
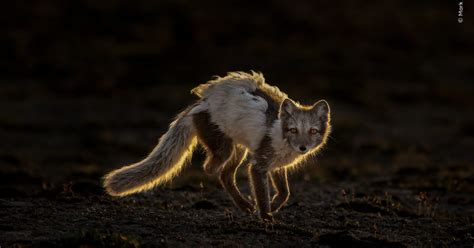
270;194;289;213
270;201;284;213
259;212;275;223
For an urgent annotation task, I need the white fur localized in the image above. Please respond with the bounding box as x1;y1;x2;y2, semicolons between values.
193;72;273;151
188;101;209;115
192;72;307;165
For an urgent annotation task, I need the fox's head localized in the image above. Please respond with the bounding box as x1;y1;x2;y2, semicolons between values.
279;98;331;154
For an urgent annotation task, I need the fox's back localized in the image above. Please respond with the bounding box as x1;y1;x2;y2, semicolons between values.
192;72;286;151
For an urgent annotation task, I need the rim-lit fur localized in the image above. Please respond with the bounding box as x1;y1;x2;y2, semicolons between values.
103;106;198;196
102;71;331;221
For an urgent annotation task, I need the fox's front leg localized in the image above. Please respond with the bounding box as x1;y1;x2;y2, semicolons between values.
248;163;273;222
270;168;290;213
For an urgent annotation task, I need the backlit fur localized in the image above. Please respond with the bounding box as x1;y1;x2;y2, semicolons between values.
103;71;331;221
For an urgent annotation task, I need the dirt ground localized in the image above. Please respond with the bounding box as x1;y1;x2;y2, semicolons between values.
1;1;473;247
1;79;473;247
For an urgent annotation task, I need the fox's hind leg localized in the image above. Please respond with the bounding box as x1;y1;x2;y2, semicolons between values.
220;147;254;213
193;112;233;175
193;112;254;213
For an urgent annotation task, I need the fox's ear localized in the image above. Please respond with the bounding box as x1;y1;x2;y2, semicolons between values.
279;98;297;119
312;100;330;121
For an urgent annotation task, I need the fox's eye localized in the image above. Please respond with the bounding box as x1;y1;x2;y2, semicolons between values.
289;128;297;134
309;128;319;135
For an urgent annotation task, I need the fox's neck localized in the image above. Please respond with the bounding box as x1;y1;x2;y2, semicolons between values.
269;119;295;155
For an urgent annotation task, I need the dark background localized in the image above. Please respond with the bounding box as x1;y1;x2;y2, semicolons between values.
1;0;473;247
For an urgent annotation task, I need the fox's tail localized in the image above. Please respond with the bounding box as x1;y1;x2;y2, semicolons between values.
103;105;199;196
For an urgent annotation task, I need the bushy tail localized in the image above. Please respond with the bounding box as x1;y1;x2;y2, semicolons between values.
103;107;198;196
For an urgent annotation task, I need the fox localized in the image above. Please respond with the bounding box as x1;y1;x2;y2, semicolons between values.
103;71;331;222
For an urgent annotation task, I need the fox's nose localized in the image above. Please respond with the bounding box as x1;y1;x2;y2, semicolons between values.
299;146;307;152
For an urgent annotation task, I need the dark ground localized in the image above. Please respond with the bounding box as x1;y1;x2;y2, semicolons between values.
1;1;473;247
